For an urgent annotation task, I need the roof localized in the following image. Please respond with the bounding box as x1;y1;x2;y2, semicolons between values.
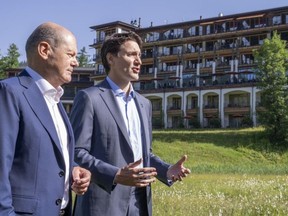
90;21;138;30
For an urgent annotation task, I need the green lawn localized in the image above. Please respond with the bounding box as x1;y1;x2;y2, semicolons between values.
151;128;288;216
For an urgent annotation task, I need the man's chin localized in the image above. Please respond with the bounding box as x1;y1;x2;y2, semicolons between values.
65;76;72;83
131;74;139;81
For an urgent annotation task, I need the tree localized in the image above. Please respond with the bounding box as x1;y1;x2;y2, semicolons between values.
0;52;5;79
6;43;20;68
77;46;89;67
253;31;288;147
0;43;20;79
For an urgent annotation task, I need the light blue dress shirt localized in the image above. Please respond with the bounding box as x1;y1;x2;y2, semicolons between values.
106;77;143;167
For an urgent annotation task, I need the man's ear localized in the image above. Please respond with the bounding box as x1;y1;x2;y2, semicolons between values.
38;41;50;60
106;53;114;65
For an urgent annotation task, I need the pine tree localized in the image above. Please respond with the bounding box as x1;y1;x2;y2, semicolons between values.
77;46;89;67
0;43;20;79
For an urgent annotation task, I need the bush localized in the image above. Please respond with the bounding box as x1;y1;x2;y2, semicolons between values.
208;118;221;128
241;116;253;127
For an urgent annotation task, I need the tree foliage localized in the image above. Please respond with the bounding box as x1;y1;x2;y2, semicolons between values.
253;32;288;147
0;53;5;79
76;46;89;67
0;43;20;79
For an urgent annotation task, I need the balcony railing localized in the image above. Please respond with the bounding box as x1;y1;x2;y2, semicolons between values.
224;105;250;113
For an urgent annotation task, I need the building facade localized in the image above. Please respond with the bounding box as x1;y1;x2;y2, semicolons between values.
90;6;288;129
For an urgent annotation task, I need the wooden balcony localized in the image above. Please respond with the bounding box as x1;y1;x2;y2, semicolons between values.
203;108;219;114
224;106;250;114
152;110;162;116
186;108;199;115
167;107;182;116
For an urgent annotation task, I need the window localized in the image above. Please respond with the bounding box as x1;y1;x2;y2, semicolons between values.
206;41;215;51
186;59;198;69
141;64;154;74
151;99;162;111
273;15;281;25
166;62;178;72
146;32;160;42
162;46;182;55
96;31;106;43
142;48;153;58
229;94;249;107
206;25;211;34
188;26;202;36
191;97;198;109
164;29;184;39
206;95;218;108
172;98;181;109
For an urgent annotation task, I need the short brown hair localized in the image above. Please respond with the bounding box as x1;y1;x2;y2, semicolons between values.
101;31;142;73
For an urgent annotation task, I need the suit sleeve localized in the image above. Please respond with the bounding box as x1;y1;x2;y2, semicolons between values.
146;98;172;186
70;90;119;193
0;82;19;215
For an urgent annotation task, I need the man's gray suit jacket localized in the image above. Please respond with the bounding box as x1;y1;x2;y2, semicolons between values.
70;79;171;216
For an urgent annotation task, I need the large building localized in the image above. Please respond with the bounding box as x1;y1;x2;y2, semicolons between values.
93;6;288;129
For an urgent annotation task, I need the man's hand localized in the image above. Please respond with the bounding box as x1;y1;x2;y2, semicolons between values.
167;155;191;182
71;166;91;195
114;158;157;187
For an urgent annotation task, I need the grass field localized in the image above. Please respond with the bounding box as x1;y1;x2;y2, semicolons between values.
151;128;288;216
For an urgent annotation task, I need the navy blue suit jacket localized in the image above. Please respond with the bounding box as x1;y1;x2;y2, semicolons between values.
0;70;74;215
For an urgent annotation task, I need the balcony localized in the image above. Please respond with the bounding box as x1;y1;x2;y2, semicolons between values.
224;104;250;114
167;105;182;115
186;107;199;116
203;104;219;114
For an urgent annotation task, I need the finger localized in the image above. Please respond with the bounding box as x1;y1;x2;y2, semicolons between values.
71;184;88;194
139;171;157;179
131;167;157;176
135;177;156;187
184;168;191;174
80;174;91;182
73;181;90;188
178;174;183;181
140;167;157;173
135;182;150;187
80;170;91;178
127;158;143;168
72;166;81;181
176;155;188;166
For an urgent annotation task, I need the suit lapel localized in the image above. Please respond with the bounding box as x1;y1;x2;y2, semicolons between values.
18;71;63;153
98;80;132;149
58;103;74;161
134;94;150;166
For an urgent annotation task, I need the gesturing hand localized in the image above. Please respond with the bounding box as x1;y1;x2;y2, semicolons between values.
114;158;157;187
167;155;191;182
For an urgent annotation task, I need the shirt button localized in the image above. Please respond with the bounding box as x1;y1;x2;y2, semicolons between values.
55;199;62;206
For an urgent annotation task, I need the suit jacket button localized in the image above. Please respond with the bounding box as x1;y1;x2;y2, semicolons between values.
55;199;62;206
59;171;65;177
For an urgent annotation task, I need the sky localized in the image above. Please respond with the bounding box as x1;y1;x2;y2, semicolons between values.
1;1;287;62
